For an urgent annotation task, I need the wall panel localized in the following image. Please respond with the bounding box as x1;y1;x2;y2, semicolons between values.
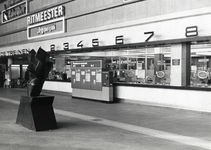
0;18;26;35
112;7;124;24
146;0;161;17
103;9;113;25
160;0;176;15
67;16;87;32
95;11;104;27
67;1;79;16
95;0;104;8
28;0;60;12
77;0;87;13
123;4;135;21
86;14;95;28
190;0;211;9
113;0;122;4
1;0;211;47
174;0;191;12
133;1;147;19
0;31;27;45
86;0;95;11
103;0;113;7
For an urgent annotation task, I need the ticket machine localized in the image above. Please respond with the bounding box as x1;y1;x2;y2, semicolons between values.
71;60;113;102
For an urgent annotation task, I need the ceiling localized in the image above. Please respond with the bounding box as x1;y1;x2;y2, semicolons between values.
0;0;6;3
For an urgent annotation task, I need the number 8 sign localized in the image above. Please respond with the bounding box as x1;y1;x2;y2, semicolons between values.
185;26;198;37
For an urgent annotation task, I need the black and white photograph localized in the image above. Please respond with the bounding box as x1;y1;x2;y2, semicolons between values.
0;0;211;149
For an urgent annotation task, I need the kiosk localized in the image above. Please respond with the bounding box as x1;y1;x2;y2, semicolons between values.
71;60;113;102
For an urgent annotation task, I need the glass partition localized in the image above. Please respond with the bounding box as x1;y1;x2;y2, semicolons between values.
47;56;72;81
47;42;211;89
110;47;172;85
49;46;172;85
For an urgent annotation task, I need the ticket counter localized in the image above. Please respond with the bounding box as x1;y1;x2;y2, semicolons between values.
114;82;211;113
43;80;72;93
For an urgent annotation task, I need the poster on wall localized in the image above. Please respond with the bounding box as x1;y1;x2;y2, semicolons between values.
96;73;102;82
137;70;145;78
76;73;80;81
172;59;180;65
137;63;142;70
85;73;90;82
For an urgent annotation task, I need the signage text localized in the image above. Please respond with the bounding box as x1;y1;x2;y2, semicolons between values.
0;49;30;57
1;0;27;23
37;24;56;35
27;5;65;26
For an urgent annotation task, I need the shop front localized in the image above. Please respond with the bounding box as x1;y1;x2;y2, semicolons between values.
2;37;211;112
57;39;211;112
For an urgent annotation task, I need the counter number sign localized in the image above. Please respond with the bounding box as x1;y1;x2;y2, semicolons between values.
185;26;198;37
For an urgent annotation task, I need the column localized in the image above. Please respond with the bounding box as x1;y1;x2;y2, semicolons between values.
8;58;13;71
7;58;13;87
171;43;190;86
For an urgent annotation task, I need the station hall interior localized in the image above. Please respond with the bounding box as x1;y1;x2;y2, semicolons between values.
1;0;211;112
1;1;211;150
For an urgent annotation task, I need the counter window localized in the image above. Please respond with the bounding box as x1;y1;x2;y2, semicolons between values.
47;56;71;81
110;47;171;85
190;43;211;87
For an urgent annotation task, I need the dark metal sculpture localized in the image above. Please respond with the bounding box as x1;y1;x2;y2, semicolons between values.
16;47;57;131
25;47;53;96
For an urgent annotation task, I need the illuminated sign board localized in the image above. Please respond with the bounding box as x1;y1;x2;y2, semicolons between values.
27;5;65;40
1;0;27;23
27;5;65;26
27;17;65;39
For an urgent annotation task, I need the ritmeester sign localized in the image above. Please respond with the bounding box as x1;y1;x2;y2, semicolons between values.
27;5;65;40
27;5;65;26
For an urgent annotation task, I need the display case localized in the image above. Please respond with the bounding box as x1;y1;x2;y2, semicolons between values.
71;60;113;102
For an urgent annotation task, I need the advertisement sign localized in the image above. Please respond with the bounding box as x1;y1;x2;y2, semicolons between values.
1;0;27;23
27;17;65;39
27;5;65;40
172;59;180;65
156;71;165;78
198;71;208;79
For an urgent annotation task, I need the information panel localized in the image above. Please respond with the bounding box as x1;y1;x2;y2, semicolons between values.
71;60;102;91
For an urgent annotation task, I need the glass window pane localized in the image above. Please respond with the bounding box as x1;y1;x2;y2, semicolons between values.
190;43;211;87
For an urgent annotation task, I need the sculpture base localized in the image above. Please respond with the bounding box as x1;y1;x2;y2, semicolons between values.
16;95;57;131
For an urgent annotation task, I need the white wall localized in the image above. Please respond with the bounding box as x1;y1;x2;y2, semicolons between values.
43;81;211;113
115;85;211;113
